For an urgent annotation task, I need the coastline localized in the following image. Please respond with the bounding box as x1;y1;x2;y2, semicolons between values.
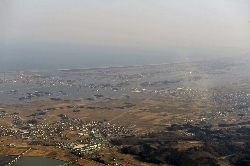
58;56;231;72
0;55;235;73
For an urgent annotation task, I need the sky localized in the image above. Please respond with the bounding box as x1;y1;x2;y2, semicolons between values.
0;0;250;69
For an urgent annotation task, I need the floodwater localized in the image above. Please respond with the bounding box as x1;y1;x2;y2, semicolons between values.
13;156;79;166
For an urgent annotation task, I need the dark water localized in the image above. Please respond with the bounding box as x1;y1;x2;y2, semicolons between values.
13;156;79;166
0;155;16;166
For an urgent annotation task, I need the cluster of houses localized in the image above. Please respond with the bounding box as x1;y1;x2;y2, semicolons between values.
69;142;103;156
213;90;250;111
0;110;136;158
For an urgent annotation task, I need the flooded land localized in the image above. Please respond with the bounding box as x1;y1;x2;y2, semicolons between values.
1;55;250;165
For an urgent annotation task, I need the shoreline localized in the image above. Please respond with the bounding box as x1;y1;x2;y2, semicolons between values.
58;56;230;72
0;55;234;73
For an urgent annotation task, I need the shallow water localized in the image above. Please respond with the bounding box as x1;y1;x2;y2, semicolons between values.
13;156;79;166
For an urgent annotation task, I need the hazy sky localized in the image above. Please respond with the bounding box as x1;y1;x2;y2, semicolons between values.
1;0;250;63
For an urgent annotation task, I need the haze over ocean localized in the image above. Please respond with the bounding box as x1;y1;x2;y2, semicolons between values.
1;1;249;71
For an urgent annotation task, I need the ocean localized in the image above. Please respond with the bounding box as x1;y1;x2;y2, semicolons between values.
0;42;234;71
0;53;231;72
